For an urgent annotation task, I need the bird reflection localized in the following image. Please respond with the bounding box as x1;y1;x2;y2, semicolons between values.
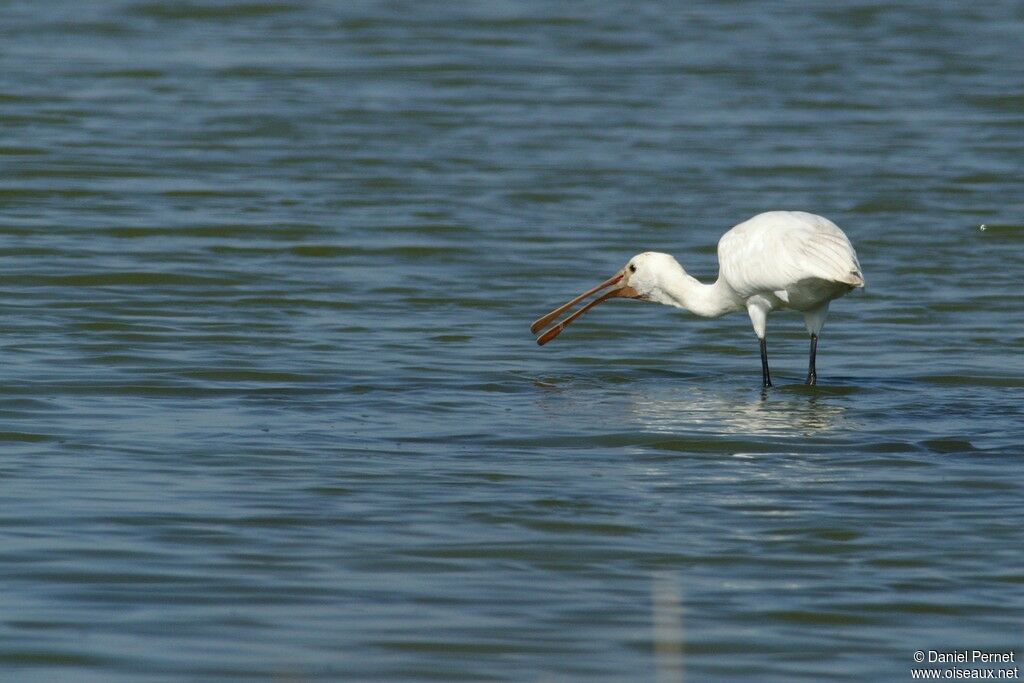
625;384;847;437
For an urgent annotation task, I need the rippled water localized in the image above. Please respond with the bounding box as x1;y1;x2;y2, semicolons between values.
2;2;1023;681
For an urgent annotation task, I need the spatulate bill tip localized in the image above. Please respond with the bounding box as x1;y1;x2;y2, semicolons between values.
536;326;562;346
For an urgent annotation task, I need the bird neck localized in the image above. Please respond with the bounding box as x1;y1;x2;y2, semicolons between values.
657;270;739;318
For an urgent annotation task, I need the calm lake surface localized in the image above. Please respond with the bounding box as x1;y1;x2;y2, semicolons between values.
2;1;1023;681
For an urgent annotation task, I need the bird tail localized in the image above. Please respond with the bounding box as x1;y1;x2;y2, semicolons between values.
843;271;865;288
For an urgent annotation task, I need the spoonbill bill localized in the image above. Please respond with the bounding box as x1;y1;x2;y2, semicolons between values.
530;211;864;387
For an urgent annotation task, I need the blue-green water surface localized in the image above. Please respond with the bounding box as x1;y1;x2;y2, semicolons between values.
1;2;1023;681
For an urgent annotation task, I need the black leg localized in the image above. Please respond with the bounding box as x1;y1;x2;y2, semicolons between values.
805;334;818;386
759;337;772;388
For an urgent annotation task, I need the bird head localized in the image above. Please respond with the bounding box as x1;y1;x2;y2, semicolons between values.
620;251;685;305
530;251;681;345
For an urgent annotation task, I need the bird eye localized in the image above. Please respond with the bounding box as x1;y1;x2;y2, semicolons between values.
629;264;637;273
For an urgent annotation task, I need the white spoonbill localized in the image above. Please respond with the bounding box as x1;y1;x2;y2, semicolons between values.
530;211;864;387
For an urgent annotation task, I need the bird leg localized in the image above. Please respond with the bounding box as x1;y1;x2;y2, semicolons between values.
805;334;818;386
759;337;772;388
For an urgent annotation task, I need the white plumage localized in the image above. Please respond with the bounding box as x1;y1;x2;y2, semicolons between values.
718;211;863;308
531;211;864;387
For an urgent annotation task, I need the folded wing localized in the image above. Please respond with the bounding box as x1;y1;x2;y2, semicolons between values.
717;211;864;301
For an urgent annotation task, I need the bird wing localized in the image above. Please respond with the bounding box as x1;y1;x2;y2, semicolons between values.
717;211;864;300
